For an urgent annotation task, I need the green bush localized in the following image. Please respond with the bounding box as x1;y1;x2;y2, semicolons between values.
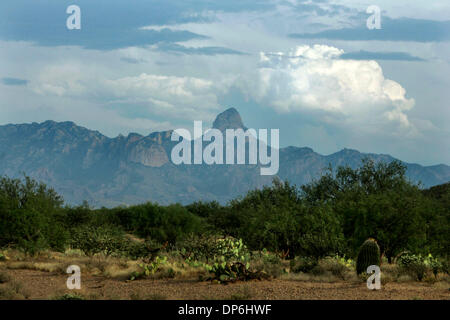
397;253;443;281
129;256;168;280
178;234;223;262
302;159;429;260
322;257;348;279
54;293;85;300
127;203;205;244
180;235;250;264
69;224;124;256
0;160;448;274
290;256;318;273
0;176;65;255
228;179;344;259
256;249;284;277
120;238;164;260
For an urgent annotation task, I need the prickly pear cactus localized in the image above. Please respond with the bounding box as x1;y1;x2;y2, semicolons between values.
356;238;381;275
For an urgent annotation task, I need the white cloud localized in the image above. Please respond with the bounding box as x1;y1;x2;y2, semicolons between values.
239;44;416;130
31;65;231;122
103;73;224;119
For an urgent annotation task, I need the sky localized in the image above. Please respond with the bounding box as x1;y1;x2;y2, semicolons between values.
0;0;449;165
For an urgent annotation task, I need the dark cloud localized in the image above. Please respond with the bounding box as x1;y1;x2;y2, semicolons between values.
156;43;246;55
1;78;28;86
62;29;207;51
120;57;147;64
0;0;273;50
283;0;354;18
0;0;275;50
340;50;425;61
290;17;450;42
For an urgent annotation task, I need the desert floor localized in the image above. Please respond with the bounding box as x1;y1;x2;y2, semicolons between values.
1;268;449;300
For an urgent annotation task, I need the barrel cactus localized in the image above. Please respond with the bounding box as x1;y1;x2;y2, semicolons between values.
356;238;381;275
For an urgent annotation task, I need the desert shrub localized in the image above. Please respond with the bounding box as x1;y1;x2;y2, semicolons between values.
290;256;318;273
129;256;168;280
0;176;66;255
322;257;348;279
249;249;284;278
421;183;450;257
206;261;255;283
229;286;253;300
186;201;222;218
229;179;344;259
0;280;29;300
178;234;223;262
127;203;205;244
423;254;444;277
120;238;163;260
310;264;327;276
0;272;11;283
297;257;352;280
441;259;449;275
302;159;428;260
397;253;443;281
201;247;268;283
180;235;250;264
54;293;84;300
178;236;266;283
69;224;124;256
63;201;93;228
398;254;428;281
214;237;250;262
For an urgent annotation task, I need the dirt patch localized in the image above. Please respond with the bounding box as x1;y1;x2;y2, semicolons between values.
1;269;449;300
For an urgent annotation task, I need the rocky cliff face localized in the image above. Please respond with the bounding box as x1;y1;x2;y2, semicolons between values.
212;107;247;132
1;108;449;207
126;131;173;168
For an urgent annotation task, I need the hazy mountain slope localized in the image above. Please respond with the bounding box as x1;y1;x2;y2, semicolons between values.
0;109;448;207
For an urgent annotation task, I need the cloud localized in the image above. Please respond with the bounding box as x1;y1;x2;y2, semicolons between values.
0;1;208;50
285;0;354;18
154;43;246;55
239;44;415;131
120;57;147;64
0;0;275;50
340;50;425;61
31;64;233;122
103;73;226;119
290;17;450;42
1;77;28;86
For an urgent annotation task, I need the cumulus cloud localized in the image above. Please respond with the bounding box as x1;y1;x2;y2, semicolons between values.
240;44;415;129
103;73;227;120
31;64;232;122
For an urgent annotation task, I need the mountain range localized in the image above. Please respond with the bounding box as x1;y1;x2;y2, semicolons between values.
1;108;449;207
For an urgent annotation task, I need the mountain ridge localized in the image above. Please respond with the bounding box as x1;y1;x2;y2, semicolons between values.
1;108;449;207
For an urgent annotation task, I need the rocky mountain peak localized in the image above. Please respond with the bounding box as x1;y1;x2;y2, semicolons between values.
212;108;246;132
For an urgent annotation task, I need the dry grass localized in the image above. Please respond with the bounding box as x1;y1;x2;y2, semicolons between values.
0;280;30;300
1;249;449;301
0;248;211;284
129;291;168;300
228;285;254;300
0;271;11;284
1;249;142;279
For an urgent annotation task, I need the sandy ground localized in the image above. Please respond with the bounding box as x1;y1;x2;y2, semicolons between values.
1;269;449;300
